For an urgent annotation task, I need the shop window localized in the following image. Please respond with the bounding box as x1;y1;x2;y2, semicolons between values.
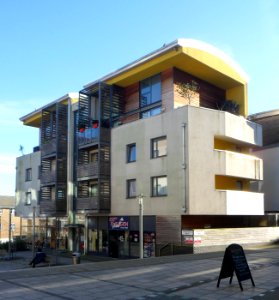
151;136;167;158
152;176;167;196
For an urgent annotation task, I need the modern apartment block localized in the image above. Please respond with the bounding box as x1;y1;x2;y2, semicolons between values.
18;39;275;257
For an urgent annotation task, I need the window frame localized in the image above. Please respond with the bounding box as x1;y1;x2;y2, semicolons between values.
140;74;162;119
127;179;137;198
127;143;136;163
25;168;32;181
25;192;32;206
151;136;167;158
151;175;168;197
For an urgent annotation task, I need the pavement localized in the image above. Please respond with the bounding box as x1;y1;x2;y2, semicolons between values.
0;245;279;299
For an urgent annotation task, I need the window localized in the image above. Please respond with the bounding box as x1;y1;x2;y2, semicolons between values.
25;168;32;181
127;143;136;163
152;176;167;196
127;179;137;198
89;149;98;163
25;192;32;205
89;183;98;197
140;74;161;118
151;136;167;158
51;186;56;200
140;74;161;106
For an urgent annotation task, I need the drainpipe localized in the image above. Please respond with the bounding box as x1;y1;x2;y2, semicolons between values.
67;98;75;251
181;122;188;213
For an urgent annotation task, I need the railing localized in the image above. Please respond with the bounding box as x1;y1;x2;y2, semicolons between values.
41;171;56;185
77;127;111;147
76;196;110;211
77;161;110;179
41;139;56;157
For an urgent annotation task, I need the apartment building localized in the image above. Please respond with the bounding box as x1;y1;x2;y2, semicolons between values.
18;39;273;257
249;109;279;215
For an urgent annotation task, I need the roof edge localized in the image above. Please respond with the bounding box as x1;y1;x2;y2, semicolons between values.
20;92;79;122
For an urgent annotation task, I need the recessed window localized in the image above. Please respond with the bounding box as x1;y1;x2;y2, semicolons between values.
89;183;98;197
25;168;32;181
152;176;167;197
127;179;137;198
140;74;161;118
140;74;161;106
151;136;167;158
25;192;32;205
127;143;136;163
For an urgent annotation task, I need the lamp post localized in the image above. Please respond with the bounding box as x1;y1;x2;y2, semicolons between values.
138;194;144;259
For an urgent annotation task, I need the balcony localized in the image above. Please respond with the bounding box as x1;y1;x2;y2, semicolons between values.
41;138;56;157
214;150;263;180
77;127;110;147
77;161;110;179
218;190;264;215
222;112;262;146
76;196;110;212
41;170;56;185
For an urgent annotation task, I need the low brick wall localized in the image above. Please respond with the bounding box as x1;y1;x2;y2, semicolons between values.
193;227;279;253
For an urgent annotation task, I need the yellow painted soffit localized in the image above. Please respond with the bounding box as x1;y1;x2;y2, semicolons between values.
181;47;247;85
22;96;79;128
105;46;247;89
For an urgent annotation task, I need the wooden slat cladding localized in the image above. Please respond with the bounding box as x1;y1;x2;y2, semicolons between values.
121;82;139;124
173;68;225;110
161;68;174;112
156;215;181;243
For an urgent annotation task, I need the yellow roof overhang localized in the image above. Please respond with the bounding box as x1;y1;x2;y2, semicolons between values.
100;39;248;116
21;94;79;128
105;44;247;89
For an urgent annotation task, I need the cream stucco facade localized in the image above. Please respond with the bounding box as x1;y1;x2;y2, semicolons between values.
111;105;264;217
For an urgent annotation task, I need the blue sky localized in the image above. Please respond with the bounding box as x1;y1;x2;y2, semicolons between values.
0;0;278;195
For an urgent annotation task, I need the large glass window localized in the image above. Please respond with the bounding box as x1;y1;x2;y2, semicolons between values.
151;136;167;158
140;74;161;106
127;143;136;163
140;74;161;118
127;179;137;198
152;176;167;197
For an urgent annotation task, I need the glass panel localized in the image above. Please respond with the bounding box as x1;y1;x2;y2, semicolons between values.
157;176;167;196
128;179;136;198
127;144;136;162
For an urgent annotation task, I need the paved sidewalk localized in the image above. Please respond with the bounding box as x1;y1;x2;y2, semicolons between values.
0;246;279;299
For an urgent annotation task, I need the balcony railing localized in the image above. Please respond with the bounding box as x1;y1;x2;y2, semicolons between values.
77;127;110;147
77;161;110;179
41;170;56;185
214;150;263;180
217;190;264;215
76;196;110;211
41;138;56;157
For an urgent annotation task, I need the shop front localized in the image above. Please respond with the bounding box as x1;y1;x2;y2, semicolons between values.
87;215;156;258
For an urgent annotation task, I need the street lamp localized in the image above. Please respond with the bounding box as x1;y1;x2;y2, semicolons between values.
137;194;144;259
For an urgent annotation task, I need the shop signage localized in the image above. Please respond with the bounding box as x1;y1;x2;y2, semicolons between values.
217;243;255;291
108;216;129;230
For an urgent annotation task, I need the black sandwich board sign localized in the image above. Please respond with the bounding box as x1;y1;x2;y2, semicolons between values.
217;244;255;291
